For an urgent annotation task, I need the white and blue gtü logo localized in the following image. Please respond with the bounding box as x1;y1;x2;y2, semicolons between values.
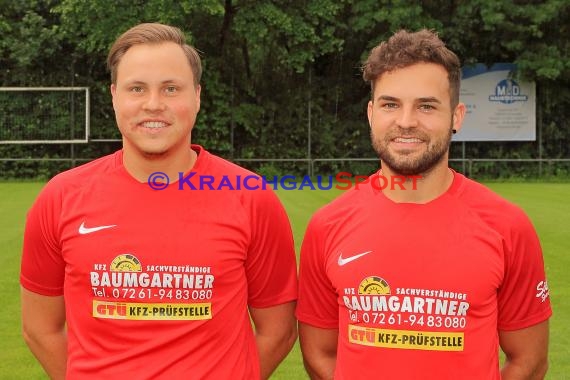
489;79;528;104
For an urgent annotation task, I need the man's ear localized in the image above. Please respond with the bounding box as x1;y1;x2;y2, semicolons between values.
110;84;118;111
195;84;201;113
367;100;374;128
452;102;467;134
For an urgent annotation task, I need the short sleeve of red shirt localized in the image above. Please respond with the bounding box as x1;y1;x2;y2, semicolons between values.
20;178;66;296
296;211;339;328
496;207;552;330
244;188;298;308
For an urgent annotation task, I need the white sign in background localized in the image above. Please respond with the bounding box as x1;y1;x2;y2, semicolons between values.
455;63;536;141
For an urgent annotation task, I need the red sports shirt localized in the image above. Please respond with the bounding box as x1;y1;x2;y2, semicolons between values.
21;145;298;379
297;171;552;380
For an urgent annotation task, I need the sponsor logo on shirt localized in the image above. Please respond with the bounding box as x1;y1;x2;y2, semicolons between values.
348;325;464;351
358;276;390;295
110;254;141;272
92;301;212;320
536;280;549;302
90;254;215;320
343;276;469;351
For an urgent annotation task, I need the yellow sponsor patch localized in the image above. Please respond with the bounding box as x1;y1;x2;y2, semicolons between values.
348;324;464;351
93;301;212;320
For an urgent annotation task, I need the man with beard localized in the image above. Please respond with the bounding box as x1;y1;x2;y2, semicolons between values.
296;29;551;380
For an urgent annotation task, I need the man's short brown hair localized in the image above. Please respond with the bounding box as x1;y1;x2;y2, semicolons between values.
107;23;202;86
362;29;461;108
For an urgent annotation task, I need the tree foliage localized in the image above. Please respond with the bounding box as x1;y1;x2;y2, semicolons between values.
0;0;568;179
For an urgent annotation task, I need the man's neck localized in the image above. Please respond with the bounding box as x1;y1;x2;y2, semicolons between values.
380;161;454;204
122;145;197;183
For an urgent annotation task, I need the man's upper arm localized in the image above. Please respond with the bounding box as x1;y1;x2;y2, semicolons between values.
299;322;338;380
21;287;66;338
21;287;67;380
249;301;297;337
250;302;297;379
499;320;549;379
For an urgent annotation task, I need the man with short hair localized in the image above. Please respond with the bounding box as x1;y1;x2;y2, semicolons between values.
296;29;551;380
21;23;298;379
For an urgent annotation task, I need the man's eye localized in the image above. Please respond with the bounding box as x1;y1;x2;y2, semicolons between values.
130;87;144;93
165;86;177;93
419;104;435;111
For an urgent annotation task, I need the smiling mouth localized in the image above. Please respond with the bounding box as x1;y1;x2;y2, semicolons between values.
141;121;168;129
393;137;423;143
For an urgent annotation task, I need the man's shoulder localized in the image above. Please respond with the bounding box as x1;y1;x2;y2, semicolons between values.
197;147;284;207
456;175;522;211
201;149;260;178
26;152;121;215
42;151;121;194
309;186;368;228
453;174;533;232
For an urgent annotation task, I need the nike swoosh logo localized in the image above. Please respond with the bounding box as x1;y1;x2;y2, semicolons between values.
338;250;372;266
78;222;117;235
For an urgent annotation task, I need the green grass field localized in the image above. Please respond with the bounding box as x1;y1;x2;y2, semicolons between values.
1;182;568;379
